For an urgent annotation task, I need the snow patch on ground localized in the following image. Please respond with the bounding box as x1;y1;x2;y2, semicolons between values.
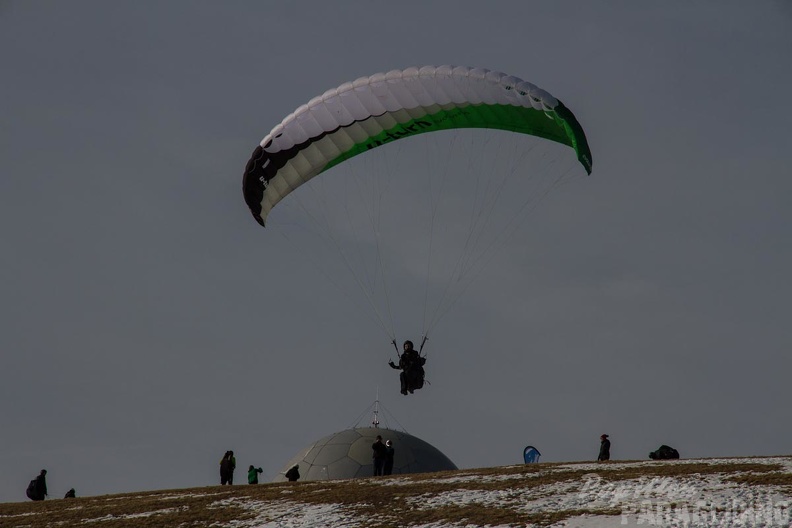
221;500;359;528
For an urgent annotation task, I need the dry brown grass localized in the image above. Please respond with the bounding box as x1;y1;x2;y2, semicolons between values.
597;461;782;480
726;472;792;487
0;458;788;528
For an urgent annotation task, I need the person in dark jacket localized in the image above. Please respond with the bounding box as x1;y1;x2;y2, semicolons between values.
372;435;387;476
30;470;47;501
597;434;611;462
248;465;263;484
285;464;300;482
388;340;426;395
383;440;395;476
220;451;236;485
64;488;76;499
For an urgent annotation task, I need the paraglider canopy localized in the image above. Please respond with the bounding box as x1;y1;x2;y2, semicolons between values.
243;65;592;227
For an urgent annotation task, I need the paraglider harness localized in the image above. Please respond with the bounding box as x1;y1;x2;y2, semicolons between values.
391;336;428;392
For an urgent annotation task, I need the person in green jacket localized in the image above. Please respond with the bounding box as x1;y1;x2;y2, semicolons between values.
248;465;263;484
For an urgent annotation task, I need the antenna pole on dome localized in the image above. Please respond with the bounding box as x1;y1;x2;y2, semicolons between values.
372;388;380;428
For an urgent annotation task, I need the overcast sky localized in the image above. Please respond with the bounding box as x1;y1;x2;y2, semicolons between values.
2;0;791;503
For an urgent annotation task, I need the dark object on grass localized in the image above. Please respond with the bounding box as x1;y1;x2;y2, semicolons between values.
649;445;680;460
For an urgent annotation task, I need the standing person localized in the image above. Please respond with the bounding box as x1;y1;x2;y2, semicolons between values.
220;451;230;485
227;451;236;484
247;465;263;484
220;451;236;485
598;434;611;462
383;440;395;476
26;470;47;501
372;435;387;476
285;464;300;482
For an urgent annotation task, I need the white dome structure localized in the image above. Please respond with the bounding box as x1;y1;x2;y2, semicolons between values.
272;427;457;482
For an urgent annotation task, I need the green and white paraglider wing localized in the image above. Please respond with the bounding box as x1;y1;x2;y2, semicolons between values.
242;65;592;226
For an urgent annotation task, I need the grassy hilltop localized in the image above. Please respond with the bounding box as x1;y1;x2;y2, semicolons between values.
2;456;791;527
